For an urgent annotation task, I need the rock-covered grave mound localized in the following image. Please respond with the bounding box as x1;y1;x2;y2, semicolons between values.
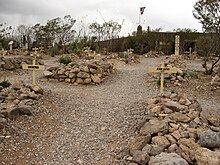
144;51;165;58
0;81;43;133
149;56;191;86
0;56;33;71
126;93;220;165
44;59;115;85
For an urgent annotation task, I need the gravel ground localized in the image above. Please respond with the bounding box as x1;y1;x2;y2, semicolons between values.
0;56;219;165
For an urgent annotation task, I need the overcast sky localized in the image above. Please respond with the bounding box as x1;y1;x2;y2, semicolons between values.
0;0;202;35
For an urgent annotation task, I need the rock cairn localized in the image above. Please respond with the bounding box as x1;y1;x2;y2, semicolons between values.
45;60;115;85
149;56;188;86
144;51;165;58
0;56;32;71
0;81;43;138
127;93;220;165
0;49;30;56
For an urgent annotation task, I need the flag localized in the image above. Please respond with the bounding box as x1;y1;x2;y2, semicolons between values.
140;7;146;15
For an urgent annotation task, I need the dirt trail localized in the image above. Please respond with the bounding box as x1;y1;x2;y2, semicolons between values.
0;57;164;165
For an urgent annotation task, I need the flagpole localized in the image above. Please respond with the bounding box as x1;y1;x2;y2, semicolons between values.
139;11;141;25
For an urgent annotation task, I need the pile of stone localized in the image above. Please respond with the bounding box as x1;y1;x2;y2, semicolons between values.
127;93;220;165
0;49;30;56
144;51;165;58
164;55;187;69
0;81;43;131
0;56;32;71
118;51;140;64
44;60;115;85
150;56;188;86
211;66;220;90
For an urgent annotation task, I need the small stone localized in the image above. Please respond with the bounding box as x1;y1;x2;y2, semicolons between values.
195;147;220;165
68;72;76;78
171;130;181;140
12;81;24;90
150;145;164;156
149;152;189;165
16;105;33;115
151;136;170;149
172;112;191;123
198;130;220;148
140;119;169;135
164;100;187;112
43;70;53;77
91;75;101;83
164;107;173;114
30;85;43;94
180;131;189;138
167;144;178;153
132;150;150;165
101;127;106;131
129;135;151;155
77;71;90;79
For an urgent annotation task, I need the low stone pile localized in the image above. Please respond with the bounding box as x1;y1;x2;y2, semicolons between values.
0;81;43;132
45;60;115;85
211;66;220;90
164;55;187;70
0;49;30;56
127;93;220;165
144;51;165;58
0;56;32;71
150;56;188;86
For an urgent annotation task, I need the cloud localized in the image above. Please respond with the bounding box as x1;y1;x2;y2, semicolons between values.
0;0;202;35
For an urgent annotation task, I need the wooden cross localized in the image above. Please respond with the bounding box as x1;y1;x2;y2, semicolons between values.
83;47;92;55
148;62;177;95
22;47;45;85
127;48;134;56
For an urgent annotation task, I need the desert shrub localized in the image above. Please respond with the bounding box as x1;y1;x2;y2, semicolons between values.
186;70;198;79
118;52;128;58
0;80;11;88
59;56;71;64
49;45;59;56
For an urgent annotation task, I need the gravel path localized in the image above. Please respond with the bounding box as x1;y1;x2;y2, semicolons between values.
0;57;164;165
1;56;219;165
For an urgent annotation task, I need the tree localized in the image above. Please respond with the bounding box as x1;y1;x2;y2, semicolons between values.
193;0;220;74
56;15;76;45
173;28;198;33
32;15;76;47
89;21;122;41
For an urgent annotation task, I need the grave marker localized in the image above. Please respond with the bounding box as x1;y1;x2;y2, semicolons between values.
148;62;178;95
175;35;180;56
22;47;45;85
8;41;13;51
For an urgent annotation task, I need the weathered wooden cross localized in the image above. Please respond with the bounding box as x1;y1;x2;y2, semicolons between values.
22;47;45;85
148;62;177;95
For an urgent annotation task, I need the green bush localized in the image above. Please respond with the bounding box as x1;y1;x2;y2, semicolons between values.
59;56;71;64
49;45;59;56
0;80;11;88
186;70;198;79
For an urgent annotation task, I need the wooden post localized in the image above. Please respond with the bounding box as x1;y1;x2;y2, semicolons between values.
148;62;178;95
22;47;45;85
175;35;180;56
189;47;192;55
8;41;13;51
